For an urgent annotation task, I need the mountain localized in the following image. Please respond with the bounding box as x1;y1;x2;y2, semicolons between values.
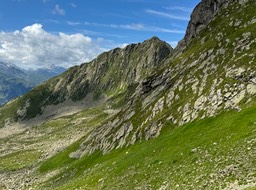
0;62;27;78
0;0;256;189
0;62;66;105
25;66;66;85
0;72;33;105
0;37;172;124
0;62;34;105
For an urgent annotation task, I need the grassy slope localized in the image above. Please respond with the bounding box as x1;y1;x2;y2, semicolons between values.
35;102;256;190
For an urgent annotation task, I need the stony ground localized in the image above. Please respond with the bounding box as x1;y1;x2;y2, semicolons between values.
0;104;118;190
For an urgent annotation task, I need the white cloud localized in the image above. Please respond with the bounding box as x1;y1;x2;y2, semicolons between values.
151;27;184;34
121;24;185;34
83;21;184;34
76;29;102;36
164;6;193;13
67;21;82;26
84;22;113;28
70;3;77;8
120;23;144;30
120;43;129;48
0;23;106;69
44;19;60;24
146;9;189;21
52;4;65;16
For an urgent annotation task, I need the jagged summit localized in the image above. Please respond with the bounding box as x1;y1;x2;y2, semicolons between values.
176;0;229;52
123;36;172;52
143;36;165;44
185;0;228;43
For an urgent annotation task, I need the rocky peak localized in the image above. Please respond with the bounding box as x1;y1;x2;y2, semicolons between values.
143;36;163;44
176;0;229;51
185;0;229;42
123;36;173;57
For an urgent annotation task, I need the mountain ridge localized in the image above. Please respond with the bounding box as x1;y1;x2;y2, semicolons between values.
0;36;172;124
1;0;255;150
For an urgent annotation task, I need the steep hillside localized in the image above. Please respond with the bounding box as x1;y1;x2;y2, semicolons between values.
71;0;256;155
0;0;256;189
35;105;256;189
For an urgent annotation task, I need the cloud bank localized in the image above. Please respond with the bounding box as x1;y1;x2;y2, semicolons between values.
0;23;105;69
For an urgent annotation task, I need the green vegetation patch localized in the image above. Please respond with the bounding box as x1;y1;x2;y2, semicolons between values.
0;149;41;171
37;103;256;189
39;140;80;173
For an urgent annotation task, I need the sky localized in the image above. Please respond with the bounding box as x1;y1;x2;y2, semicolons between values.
0;0;200;70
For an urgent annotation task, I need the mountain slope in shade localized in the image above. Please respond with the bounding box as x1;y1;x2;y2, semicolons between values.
0;73;33;105
0;62;27;79
0;62;66;105
0;62;33;105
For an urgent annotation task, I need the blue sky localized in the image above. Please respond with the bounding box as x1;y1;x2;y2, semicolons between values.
0;0;200;69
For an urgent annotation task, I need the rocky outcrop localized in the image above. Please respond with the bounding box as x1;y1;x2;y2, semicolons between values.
185;0;228;42
176;0;229;52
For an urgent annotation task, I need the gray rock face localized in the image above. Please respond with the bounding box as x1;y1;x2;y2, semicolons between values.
177;0;229;51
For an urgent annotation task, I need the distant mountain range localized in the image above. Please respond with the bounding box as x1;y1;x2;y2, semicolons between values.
0;62;66;105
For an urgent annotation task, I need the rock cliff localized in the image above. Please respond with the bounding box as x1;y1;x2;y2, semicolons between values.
184;0;228;43
175;0;234;53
